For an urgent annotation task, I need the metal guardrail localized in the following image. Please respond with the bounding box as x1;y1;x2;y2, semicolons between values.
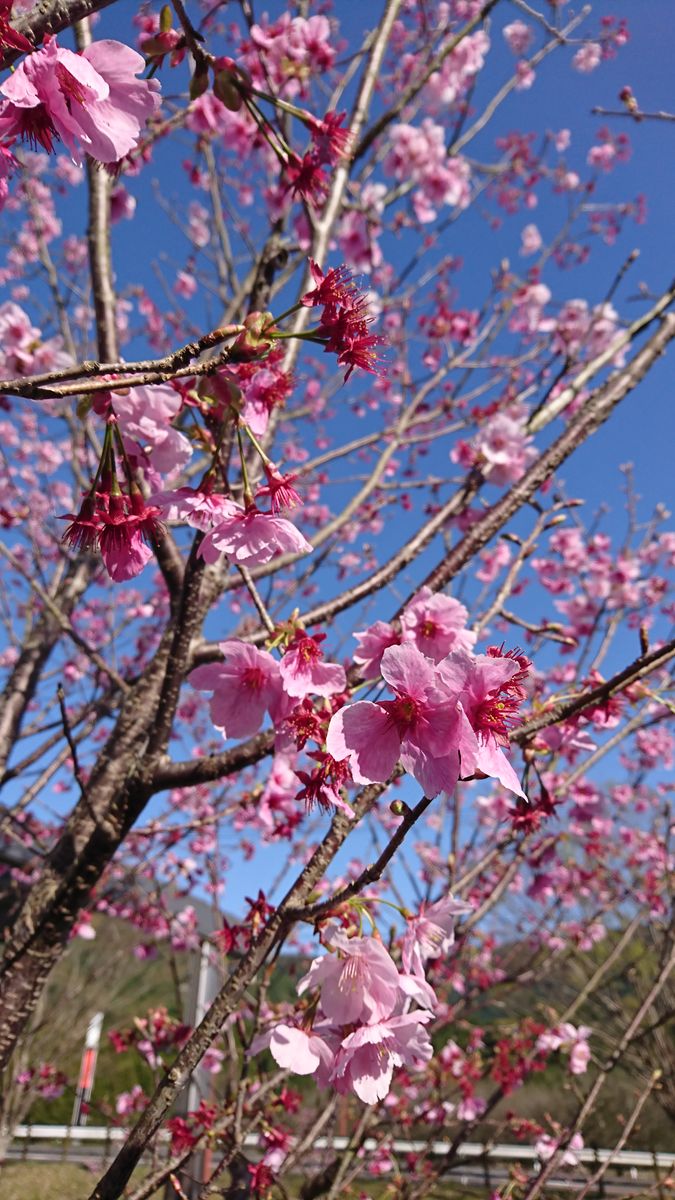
8;1125;675;1172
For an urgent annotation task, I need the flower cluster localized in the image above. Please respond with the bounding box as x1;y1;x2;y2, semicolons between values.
62;481;163;582
189;634;345;739
451;404;537;486
327;641;529;800
256;922;447;1103
385;119;471;223
536;1022;591;1075
302;259;386;381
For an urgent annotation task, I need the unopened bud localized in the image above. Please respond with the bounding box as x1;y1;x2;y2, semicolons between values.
214;70;243;112
390;799;410;817
189;67;210;101
232;311;276;360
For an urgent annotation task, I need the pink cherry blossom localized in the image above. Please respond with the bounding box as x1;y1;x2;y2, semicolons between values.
402;894;473;977
97;498;157;582
331;1011;433;1104
0;141;17;209
520;223;543;257
113;385;192;477
386;120;471;222
0;36;160;163
151;486;238;532
573;43;602;73
268;1025;335;1078
298;932;401;1025
401;586;476;662
438;647;529;797
536;1022;591;1074
115;1084;147;1116
199;503;313;565
472;409;537;486
536;1132;584;1166
279;631;346;699
353;620;402;677
189;640;283;739
327;643;477;797
503;20;533;56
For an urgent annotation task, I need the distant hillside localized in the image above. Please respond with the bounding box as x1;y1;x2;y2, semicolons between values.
8;914;673;1151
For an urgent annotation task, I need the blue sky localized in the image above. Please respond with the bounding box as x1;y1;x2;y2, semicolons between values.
3;0;674;918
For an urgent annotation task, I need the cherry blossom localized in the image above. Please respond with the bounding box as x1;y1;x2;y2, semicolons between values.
331;1011;433;1104
471;408;537;486
400;586;476;662
326;642;477;797
402;894;473;977
0;36;161;163
112;384;192;477
199;503;313;565
298;932;402;1025
353;620;402;677
437;646;530;796
503;20;534;56
189;641;285;738
279;631;346;699
573;43;602;72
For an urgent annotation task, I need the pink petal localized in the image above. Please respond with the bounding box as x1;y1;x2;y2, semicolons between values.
380;642;436;698
269;1025;323;1074
326;702;400;784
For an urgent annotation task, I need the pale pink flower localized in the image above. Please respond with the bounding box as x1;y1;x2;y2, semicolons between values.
536;1132;584;1166
503;20;533;56
353;620;402;677
240;368;284;436
199;503;313;565
115;1085;147;1116
72;912;96;939
0;142;17;210
0;36;160;163
189;640;283;738
569;1038;591;1074
456;1094;487;1121
110;185;135;223
279;631;346;699
424;30;488;110
509;282;554;336
331;1011;433;1104
401;587;475;662
113;384;192;476
473;410;537;486
175;270;197;299
520;223;542;257
0;301;41;375
326;643;477;798
515;60;536;90
573;43;602;73
402;894;473;977
536;1022;591;1075
298;932;401;1025
202;1047;224;1074
266;1025;335;1078
151;486;238;532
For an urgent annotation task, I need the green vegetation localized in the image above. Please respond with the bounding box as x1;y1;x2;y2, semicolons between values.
0;1163;97;1200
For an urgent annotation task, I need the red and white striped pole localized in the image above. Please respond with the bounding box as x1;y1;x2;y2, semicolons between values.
71;1011;103;1126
